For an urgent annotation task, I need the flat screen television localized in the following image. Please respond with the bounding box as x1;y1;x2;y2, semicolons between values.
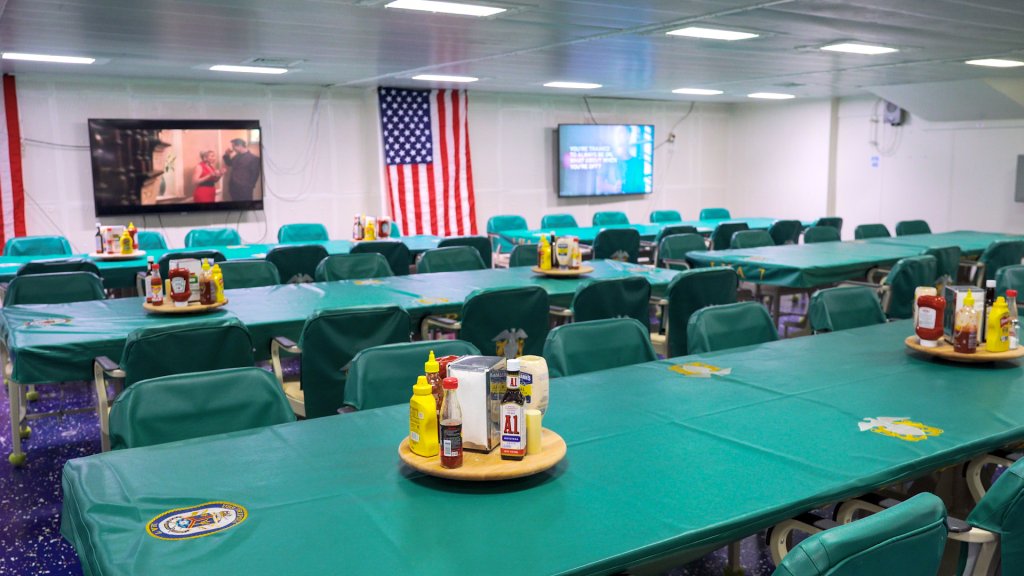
557;124;654;198
88;119;264;216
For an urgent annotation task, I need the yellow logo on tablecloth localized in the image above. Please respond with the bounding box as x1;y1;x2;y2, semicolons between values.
669;362;732;378
415;297;449;305
858;417;943;442
353;279;384;286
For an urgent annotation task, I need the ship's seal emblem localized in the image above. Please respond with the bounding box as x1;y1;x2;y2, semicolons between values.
147;501;247;540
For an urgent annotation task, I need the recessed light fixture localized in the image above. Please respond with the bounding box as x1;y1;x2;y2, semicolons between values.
1;52;95;64
385;0;505;17
210;64;288;75
965;58;1024;68
544;81;602;89
666;27;758;41
820;42;898;55
747;92;795;100
673;88;724;96
413;74;479;83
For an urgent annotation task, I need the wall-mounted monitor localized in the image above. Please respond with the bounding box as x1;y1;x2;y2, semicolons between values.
88;119;264;216
557;124;654;198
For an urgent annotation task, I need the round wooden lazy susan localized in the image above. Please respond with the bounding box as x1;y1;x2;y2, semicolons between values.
531;266;594;278
143;299;228;315
398;428;566;481
90;250;147;261
904;335;1024;363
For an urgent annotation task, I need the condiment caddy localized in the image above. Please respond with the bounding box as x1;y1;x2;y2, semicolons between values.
142;257;227;315
907;284;1024;363
533;233;591;277
352;214;393;240
90;222;146;260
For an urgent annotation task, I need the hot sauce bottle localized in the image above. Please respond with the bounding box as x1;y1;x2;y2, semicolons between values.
954;290;979;354
500;358;526;461
439;377;463;469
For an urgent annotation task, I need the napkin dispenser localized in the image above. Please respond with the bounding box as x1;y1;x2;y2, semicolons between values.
447;356;505;452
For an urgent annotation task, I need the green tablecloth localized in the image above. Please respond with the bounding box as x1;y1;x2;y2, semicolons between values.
865;230;1024;256
1;260;676;384
60;321;1024;575
499;218;798;245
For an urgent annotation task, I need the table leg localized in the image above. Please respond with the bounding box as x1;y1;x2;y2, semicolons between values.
8;377;25;466
725;541;744;575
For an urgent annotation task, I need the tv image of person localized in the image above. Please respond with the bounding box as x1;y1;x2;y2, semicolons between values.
222;138;261;201
192;150;223;203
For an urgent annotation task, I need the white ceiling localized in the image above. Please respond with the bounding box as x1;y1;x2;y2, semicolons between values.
2;0;1024;102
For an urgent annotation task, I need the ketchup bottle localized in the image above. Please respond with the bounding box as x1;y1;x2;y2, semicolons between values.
915;294;945;348
168;267;191;307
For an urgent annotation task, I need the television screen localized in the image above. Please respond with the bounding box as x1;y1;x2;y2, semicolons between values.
557;124;654;198
89;119;264;216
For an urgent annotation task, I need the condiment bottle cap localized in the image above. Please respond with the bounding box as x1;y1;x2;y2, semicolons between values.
424;350;439;373
507;358;520;371
1009;289;1018;298
442;377;458;390
413;375;430;395
987;279;997;288
965;290;975;306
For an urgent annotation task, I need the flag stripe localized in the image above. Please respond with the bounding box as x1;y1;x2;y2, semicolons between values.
435;90;452;237
3;76;25;238
451;91;464;236
0;78;9;245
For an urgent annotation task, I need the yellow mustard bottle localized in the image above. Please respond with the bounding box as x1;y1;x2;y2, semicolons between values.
986;296;1011;353
211;263;225;303
539;236;552;270
119;230;134;254
409;375;439;457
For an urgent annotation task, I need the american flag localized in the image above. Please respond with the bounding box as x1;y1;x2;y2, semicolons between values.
0;74;26;251
378;87;477;236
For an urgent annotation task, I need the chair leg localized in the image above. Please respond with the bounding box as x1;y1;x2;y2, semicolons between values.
724;541;744;575
8;377;25;466
26;384;39;402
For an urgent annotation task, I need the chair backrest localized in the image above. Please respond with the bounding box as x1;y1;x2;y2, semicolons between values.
809;286;887;333
346;340;480;410
687;301;778;354
108;367;295;450
4;271;106;306
980;240;1024;282
884;255;938;319
804;225;841;244
571;276;651;328
773;493;947;576
266;244;329;284
437;235;493;268
120;317;254;387
541;213;578;228
710;222;749;250
593;211;629;226
544;318;657;378
922;245;961;284
730;229;775;249
184;227;242;247
666;268;739;358
508;244;539;268
136;231;168;250
487;215;528;252
278;223;329;243
592;228;640;262
157;250;226;279
769;220;803;245
297;305;411;418
218;259;281;289
658;233;706;268
16;257;100;277
815;217;843;234
3;235;72;257
459;286;550;358
968;457;1024;570
350;240;411;276
854;223;891;239
700;208;731;220
654;224;700;247
315;253;393;281
418;246;487;273
895;219;932;236
649;210;682;223
996;264;1024;299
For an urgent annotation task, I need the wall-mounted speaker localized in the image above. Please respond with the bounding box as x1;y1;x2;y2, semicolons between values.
883;101;905;126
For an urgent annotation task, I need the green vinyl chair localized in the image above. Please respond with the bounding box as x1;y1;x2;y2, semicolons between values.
108;367;295;450
422;286;549;358
551;276;651;328
345;340;480;411
922;245;961;286
437;235;493;267
184;227;242;247
136;231;168;250
730;229;774;249
15;258;100;277
878;255;938;319
808;286;886;333
771;493;947;576
653;224;699;249
593;211;629;226
649;210;682;223
657;233;706;270
315;253;393;281
4;271;105;306
854;223;891;239
815;217;843;234
700;208;731;220
710;222;749;250
266;244;329;284
3;235;72;257
686;301;778;355
418;246;486;273
544;318;657;378
769;220;803;245
996;264;1024;299
508;244;539;268
974;239;1024;284
651;267;739;358
895;220;932;236
804;225;841;244
93;317;255;451
592;228;640;262
486;215;528;253
962;457;1024;573
278;223;329;243
271;305;411;418
218;260;281;289
351;240;411;276
541;214;578;229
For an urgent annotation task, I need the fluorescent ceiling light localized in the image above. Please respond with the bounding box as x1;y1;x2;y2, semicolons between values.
385;0;505;17
2;52;94;64
666;27;758;41
820;42;898;55
965;58;1024;68
673;88;724;95
413;74;478;82
210;64;288;74
544;81;602;89
747;92;795;100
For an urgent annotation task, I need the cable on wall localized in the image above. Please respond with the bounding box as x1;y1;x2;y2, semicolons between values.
582;97;597;124
869;98;903;157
